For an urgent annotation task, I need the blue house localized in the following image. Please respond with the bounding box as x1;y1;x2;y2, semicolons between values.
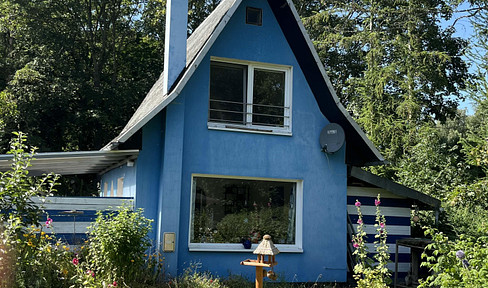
0;0;440;283
99;0;388;282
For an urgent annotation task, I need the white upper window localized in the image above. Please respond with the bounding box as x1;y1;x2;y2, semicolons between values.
208;57;292;135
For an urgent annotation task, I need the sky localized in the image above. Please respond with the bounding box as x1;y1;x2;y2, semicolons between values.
443;2;479;115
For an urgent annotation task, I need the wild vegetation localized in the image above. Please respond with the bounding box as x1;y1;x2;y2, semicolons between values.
2;0;488;286
0;134;349;287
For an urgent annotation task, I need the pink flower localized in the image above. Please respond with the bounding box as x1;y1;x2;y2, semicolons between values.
113;281;117;287
353;243;359;248
87;270;95;277
45;218;53;227
355;201;361;207
357;219;363;225
72;258;79;265
380;223;385;228
375;199;381;206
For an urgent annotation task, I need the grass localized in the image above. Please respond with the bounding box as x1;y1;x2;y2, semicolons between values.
149;271;354;288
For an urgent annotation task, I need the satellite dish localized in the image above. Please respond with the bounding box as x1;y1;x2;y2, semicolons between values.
319;123;345;153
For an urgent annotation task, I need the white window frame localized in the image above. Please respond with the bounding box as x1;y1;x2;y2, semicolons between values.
208;57;293;136
188;174;303;253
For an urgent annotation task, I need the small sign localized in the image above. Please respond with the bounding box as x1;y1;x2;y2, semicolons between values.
163;232;176;252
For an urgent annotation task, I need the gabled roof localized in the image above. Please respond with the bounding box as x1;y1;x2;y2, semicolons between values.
103;0;385;167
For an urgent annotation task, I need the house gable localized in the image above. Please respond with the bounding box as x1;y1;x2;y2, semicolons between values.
166;0;348;281
103;0;384;167
99;0;385;283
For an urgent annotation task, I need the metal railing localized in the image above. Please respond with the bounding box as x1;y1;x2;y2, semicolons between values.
208;99;290;128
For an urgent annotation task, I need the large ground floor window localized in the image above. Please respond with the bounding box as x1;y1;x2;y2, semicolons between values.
189;175;302;252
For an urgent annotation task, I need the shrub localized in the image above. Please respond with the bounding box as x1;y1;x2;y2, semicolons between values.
0;132;58;227
12;219;76;288
419;226;488;287
0;132;63;288
76;206;155;286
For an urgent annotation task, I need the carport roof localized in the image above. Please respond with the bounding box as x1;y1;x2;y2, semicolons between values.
0;150;138;176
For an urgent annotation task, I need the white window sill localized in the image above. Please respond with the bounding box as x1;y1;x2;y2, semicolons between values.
208;122;292;136
188;243;303;253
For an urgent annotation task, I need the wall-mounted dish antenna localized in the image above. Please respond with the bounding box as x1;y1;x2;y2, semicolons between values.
319;123;345;153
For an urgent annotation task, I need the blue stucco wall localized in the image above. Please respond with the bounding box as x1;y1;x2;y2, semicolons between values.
100;161;137;198
135;0;348;282
135;112;165;242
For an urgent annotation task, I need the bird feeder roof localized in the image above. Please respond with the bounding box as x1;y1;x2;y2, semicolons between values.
253;235;280;256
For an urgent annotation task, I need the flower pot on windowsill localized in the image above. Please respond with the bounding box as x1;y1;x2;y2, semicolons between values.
242;239;252;249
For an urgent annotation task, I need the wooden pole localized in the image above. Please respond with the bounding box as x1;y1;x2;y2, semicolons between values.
255;266;264;288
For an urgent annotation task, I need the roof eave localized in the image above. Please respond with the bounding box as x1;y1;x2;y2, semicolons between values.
350;166;441;209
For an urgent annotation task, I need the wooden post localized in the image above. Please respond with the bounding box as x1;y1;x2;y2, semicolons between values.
394;241;398;288
255;266;264;288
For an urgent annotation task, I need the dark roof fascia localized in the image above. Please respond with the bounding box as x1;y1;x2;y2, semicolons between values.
349;166;441;209
267;0;384;166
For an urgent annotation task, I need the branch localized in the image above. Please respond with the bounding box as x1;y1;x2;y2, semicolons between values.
451;5;488;28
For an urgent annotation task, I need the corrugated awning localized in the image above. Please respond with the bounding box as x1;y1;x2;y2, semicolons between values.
0;150;138;176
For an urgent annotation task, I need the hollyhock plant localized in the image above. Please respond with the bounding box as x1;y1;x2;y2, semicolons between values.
352;194;390;287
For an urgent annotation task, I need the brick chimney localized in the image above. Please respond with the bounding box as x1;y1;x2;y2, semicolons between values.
163;0;189;94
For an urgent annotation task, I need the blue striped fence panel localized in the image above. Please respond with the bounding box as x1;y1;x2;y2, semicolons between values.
32;196;134;245
347;186;412;276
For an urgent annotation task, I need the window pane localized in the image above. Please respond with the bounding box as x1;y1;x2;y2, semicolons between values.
191;177;296;245
252;69;285;126
209;62;247;124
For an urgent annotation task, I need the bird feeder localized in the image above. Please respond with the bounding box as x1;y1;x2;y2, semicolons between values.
240;234;280;288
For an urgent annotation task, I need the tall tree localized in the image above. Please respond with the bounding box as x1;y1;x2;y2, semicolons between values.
0;0;165;152
301;0;470;172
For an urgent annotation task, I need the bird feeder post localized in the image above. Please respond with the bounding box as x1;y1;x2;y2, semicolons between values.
240;234;280;288
255;266;264;288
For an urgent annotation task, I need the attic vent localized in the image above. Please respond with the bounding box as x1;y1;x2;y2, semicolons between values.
246;7;262;26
